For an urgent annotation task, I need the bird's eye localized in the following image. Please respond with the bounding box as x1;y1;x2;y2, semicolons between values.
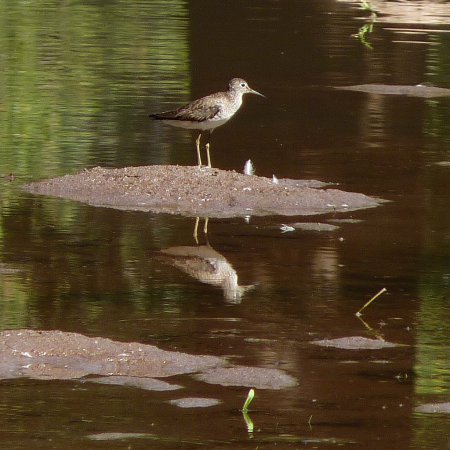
240;82;246;88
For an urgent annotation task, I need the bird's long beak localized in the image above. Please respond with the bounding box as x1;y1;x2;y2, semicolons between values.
249;87;265;98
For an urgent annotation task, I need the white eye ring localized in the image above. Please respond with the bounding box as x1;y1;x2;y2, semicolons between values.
240;82;246;88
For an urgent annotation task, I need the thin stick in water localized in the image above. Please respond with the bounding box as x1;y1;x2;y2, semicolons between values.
356;288;387;316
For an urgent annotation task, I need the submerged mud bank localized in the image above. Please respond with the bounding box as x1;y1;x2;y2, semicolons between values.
0;330;297;390
23;165;384;218
335;84;450;98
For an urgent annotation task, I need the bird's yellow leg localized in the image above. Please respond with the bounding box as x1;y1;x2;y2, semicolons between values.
196;133;202;167
193;217;209;244
206;143;212;168
193;217;200;244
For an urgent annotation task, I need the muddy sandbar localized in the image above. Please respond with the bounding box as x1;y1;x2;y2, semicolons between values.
311;336;404;350
336;84;450;98
0;329;296;390
23;165;383;218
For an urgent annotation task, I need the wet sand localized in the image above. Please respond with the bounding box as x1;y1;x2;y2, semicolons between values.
0;329;297;390
23;165;384;218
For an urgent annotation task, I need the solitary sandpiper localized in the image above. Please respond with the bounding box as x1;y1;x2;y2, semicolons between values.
149;78;264;168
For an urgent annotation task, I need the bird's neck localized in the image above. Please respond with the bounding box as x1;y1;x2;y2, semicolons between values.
227;90;244;109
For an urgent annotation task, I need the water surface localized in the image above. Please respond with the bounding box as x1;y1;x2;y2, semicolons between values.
1;1;449;448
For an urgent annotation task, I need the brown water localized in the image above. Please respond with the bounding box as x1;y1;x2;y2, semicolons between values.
1;0;450;448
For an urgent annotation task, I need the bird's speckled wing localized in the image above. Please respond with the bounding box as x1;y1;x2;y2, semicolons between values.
150;97;222;123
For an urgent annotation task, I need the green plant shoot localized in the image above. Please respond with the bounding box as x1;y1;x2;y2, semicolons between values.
242;388;255;413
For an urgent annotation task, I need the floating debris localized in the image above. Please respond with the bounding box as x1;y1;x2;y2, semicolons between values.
244;159;255;175
280;224;295;233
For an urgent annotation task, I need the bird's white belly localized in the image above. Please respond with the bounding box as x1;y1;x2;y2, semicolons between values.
164;118;230;131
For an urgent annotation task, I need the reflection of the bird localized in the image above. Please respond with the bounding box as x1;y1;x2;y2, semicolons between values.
155;242;254;304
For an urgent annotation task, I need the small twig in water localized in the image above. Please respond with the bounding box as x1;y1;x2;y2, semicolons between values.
356;288;387;316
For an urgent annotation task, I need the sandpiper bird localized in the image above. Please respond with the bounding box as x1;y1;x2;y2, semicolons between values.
149;78;264;168
156;242;254;303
